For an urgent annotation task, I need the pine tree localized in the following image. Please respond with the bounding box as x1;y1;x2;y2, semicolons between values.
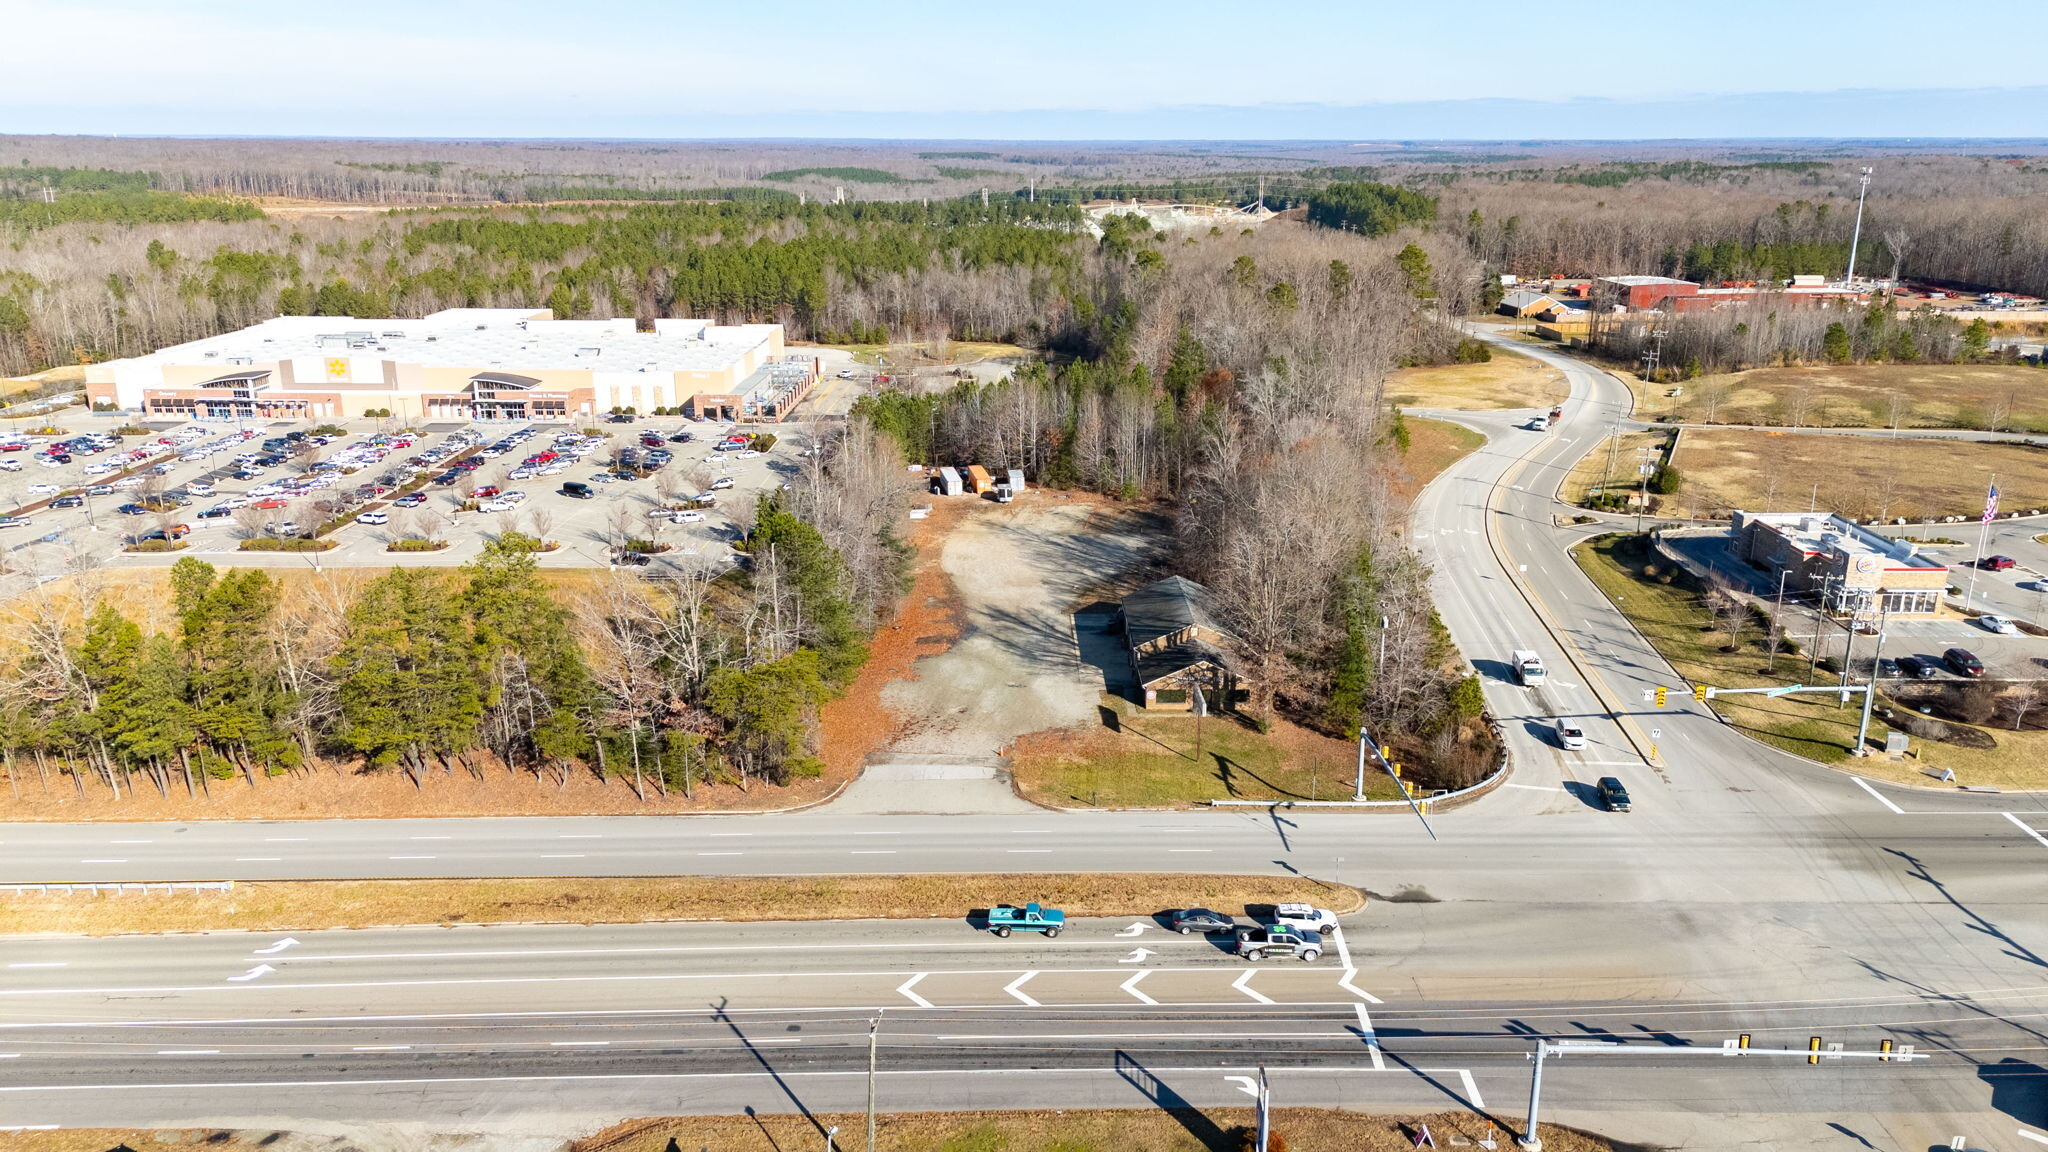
332;568;482;777
1823;322;1852;364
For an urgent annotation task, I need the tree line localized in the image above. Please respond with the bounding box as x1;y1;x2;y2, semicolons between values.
0;456;909;802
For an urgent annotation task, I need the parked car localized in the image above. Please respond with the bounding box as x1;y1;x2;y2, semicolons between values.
1897;655;1939;679
1233;926;1322;962
1273;903;1339;936
0;516;30;529
117;503;151;516
393;493;428;508
560;481;596;499
670;511;707;524
711;476;737;490
1596;777;1632;812
27;483;59;495
986;903;1065;938
358;511;390;526
1979;615;2021;636
1982;555;2017;571
198;505;235;519
1169;908;1236;935
1944;648;1986;677
1557;721;1587;750
49;495;83;509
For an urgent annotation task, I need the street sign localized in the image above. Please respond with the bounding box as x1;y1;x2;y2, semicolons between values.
1651;729;1662;739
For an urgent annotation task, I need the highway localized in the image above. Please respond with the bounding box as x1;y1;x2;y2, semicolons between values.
7;333;2048;1147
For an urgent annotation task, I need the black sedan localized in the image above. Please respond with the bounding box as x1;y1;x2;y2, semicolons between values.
1897;655;1939;679
49;494;84;509
1170;908;1237;935
116;502;152;516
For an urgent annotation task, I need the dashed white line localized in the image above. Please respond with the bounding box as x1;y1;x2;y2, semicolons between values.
549;1041;610;1047
5;963;65;970
1354;1002;1385;1071
408;836;453;841
2005;812;2048;850
556;835;601;840
108;839;154;844
263;837;309;842
156;1049;220;1056
352;1045;412;1052
1168;849;1212;854
1006;849;1052;854
539;854;586;859
234;857;281;862
78;859;125;864
0;1054;19;1059
1853;776;1905;814
388;855;435;860
703;833;753;838
850;850;897;855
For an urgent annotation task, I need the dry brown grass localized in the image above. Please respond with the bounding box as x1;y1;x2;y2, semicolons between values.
1391;417;1487;506
572;1109;1612;1152
1670;429;2048;521
1387;348;1566;410
1561;431;1667;506
0;873;1365;937
1650;363;2048;432
2;364;86;396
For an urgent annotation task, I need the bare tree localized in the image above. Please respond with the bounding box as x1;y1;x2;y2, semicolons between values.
1882;228;1911;284
528;506;555;545
2009;681;2045;733
232;505;268;540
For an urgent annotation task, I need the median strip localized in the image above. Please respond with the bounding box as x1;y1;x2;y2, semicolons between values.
0;873;1362;937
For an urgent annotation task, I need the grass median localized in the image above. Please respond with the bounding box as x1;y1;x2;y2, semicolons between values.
0;873;1364;937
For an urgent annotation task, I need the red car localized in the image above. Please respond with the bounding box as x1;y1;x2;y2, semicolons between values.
471;485;502;499
1982;556;2016;571
252;498;289;510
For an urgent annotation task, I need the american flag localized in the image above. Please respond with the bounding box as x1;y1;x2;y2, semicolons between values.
1984;482;2000;524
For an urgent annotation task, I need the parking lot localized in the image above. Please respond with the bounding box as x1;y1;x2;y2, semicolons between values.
0;412;817;584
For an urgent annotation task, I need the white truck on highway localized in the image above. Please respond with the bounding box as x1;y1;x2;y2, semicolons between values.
1511;649;1547;686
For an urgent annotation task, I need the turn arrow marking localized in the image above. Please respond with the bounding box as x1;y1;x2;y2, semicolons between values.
1003;971;1040;1007
1115;923;1147;938
252;937;299;956
1117;948;1156;964
225;964;275;983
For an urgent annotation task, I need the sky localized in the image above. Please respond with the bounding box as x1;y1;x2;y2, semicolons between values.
8;0;2047;139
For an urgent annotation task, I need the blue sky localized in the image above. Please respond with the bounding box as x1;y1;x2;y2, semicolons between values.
8;0;2046;138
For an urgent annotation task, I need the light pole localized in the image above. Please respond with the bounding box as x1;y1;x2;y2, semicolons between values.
1854;609;1890;754
1845;167;1874;286
866;1015;880;1152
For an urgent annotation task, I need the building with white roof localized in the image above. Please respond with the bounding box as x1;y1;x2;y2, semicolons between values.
1732;511;1950;617
84;308;818;423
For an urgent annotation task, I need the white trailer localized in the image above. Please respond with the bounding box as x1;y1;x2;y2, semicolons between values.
1511;649;1547;686
935;466;963;496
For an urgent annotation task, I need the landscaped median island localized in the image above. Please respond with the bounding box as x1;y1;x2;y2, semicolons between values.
0;873;1364;937
1572;532;2048;788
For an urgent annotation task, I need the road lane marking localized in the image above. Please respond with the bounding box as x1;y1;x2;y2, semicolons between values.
1232;970;1273;1005
2016;1129;2048;1147
1456;1068;1485;1110
896;974;933;1008
108;840;154;844
2005;812;2048;850
850;850;896;855
704;833;753;838
1338;967;1382;1004
1354;1002;1384;1071
1004;972;1040;1006
78;859;126;864
259;941;1200;964
262;838;309;842
934;1031;1347;1040
556;835;601;840
5;964;64;970
408;836;452;841
696;852;743;856
1503;783;1562;792
1331;926;1353;970
1120;970;1156;1005
155;1050;220;1056
1168;849;1211;853
539;854;585;859
1853;776;1905;814
1006;849;1052;854
234;857;281;862
353;1045;412;1051
549;1041;610;1047
388;856;435;860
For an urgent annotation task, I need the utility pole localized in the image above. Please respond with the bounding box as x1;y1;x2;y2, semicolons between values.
866;1015;879;1152
1769;569;1790;674
1845;167;1874;286
1855;611;1889;754
1255;1065;1271;1152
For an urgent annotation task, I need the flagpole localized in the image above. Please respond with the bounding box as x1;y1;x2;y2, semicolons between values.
1967;475;1997;611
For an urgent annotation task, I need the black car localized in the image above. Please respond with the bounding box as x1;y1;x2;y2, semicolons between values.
116;502;151;516
1897;655;1939;679
1170;908;1236;935
1595;777;1632;812
1944;648;1985;678
613;550;652;566
667;431;695;443
198;506;234;519
50;494;83;509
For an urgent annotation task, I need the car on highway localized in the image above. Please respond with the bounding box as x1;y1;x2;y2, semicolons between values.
1981;555;2017;571
1233;926;1322;962
1897;655;1939;679
1557;720;1587;750
1169;908;1236;935
1274;903;1338;936
1944;647;1986;677
1595;777;1632;812
1979;615;2021;636
986;902;1065;938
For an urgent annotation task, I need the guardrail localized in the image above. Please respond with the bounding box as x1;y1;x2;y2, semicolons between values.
4;881;234;895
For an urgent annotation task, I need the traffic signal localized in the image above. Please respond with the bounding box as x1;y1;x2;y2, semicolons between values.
1694;684;1709;703
1654;686;1668;706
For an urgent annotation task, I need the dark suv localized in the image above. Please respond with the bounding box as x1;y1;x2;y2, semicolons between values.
1596;777;1632;812
1897;655;1939;679
1943;648;1985;678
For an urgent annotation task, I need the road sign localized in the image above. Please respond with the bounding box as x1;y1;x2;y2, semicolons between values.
1650;729;1662;740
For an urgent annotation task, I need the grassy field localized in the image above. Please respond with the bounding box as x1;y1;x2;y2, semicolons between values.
0;873;1364;937
2;364;85;396
1011;698;1406;809
1669;429;2048;521
810;339;1031;367
1638;363;2048;431
1572;533;2048;788
570;1109;1613;1152
1387;347;1566;410
0;1110;1618;1152
1393;416;1487;504
1561;430;1669;507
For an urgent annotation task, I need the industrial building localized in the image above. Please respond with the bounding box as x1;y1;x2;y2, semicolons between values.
1597;275;1868;313
84;308;818;423
1732;511;1950;617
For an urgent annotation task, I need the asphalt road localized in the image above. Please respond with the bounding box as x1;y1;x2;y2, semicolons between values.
10;337;2048;1146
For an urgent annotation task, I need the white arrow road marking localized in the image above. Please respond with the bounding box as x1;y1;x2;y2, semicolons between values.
1118;948;1155;964
1115;923;1147;937
225;964;275;983
252;937;299;956
1004;972;1040;1007
896;973;933;1009
1232;969;1273;1005
1120;970;1157;1005
1224;1075;1259;1098
1339;968;1383;1004
1355;1002;1384;1071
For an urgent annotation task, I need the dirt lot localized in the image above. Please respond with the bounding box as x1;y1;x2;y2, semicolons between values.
1386;347;1566;410
880;494;1169;763
1669;429;2048;521
1641;363;2048;431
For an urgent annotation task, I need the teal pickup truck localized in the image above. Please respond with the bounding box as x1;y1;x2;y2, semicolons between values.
986;903;1065;938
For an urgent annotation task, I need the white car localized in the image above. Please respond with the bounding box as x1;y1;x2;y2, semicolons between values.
508;468;535;481
0;459;19;472
217;496;251;509
499;490;527;504
82;461;117;476
112;476;145;488
537;463;567;475
1980;615;2021;636
1273;903;1339;936
646;506;678;518
180;451;209;462
482;500;513;513
148;462;177;475
358;511;389;525
733;450;761;460
1557;720;1587;750
710;476;736;490
588;473;617;484
670;510;707;524
27;482;60;495
186;482;215;497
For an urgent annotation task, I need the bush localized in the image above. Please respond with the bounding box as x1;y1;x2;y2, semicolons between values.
622;539;670;554
309;423;347;437
750;432;779;453
111;424;151;436
1649;464;1682;495
387;538;447;552
1449;673;1485;719
124;539;184;553
239;537;334;552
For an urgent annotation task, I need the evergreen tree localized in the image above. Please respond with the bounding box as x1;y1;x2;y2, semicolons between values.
332;569;482;774
749;497;869;686
1396;244;1435;300
1823;322;1852;364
